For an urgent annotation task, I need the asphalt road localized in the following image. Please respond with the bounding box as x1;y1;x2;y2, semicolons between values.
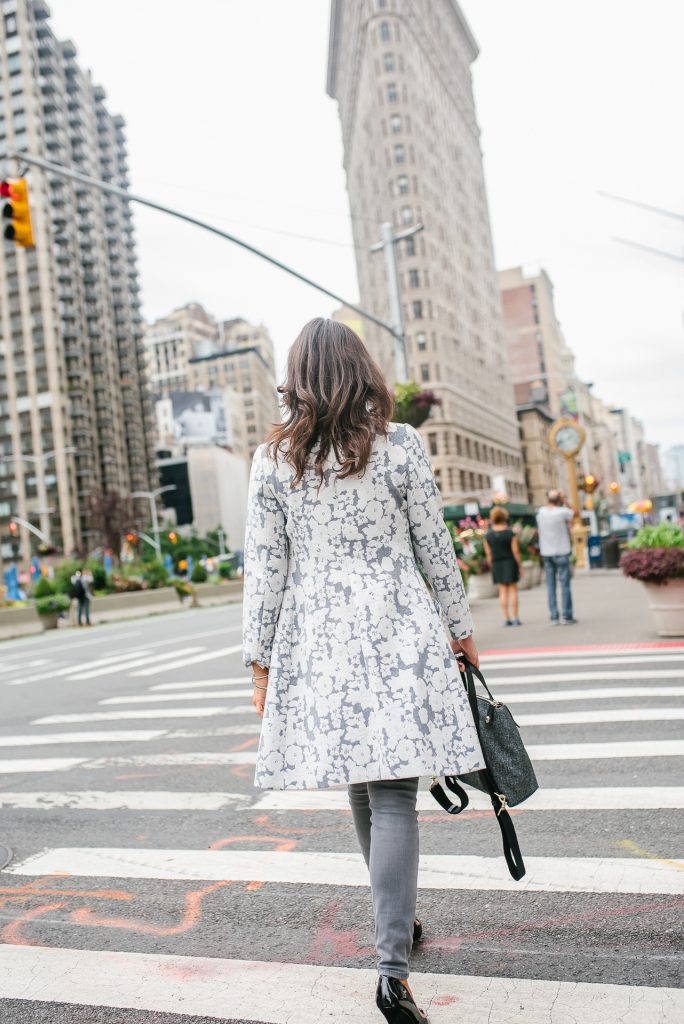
0;601;682;1023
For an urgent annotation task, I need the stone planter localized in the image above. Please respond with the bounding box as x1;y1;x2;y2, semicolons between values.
0;605;44;641
38;612;60;631
467;574;498;601
642;579;684;637
90;586;182;624
193;580;244;607
519;561;534;590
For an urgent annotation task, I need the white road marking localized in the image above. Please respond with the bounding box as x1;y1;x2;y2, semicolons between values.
254;786;684;812
67;646;206;680
481;669;684;685
166;724;261;738
503;686;684;703
527;739;684;760
1;946;680;1024
99;689;253;704
0;730;166;747
0;757;85;774
130;644;244;676
0;791;252;810
83;752;257;768
484;653;684;671
4;650;154;686
8;847;683;894
32;706;253;724
482;646;684;663
517;708;684;726
150;677;251;691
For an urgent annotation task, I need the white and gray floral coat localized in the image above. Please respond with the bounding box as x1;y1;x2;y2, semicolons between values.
242;422;484;790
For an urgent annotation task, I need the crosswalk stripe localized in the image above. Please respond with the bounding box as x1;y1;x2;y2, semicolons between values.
66;646;206;680
480;669;684;684
150;677;251;690
484;653;684;671
504;686;684;703
0;791;253;810
32;705;253;724
7;847;683;894
130;644;244;676
2;786;682;813
527;739;684;760
0;757;85;773
165;723;261;738
4;649;154;686
0;730;166;747
517;707;684;726
84;752;257;768
482;645;684;662
99;689;253;704
2;946;680;1024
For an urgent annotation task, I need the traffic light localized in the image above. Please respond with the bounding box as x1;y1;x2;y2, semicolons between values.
168;531;178;544
8;520;18;536
609;481;620;494
125;531;138;544
583;475;598;494
1;177;34;248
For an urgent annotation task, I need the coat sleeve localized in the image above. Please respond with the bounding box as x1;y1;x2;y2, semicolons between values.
242;445;289;668
404;424;473;641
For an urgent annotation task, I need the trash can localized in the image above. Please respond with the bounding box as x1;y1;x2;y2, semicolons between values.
601;536;621;570
588;535;603;569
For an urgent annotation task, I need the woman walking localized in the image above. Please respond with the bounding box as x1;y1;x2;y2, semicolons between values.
242;318;484;1023
484;507;523;626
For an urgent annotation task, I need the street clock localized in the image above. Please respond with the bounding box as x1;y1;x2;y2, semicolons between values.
549;418;586;458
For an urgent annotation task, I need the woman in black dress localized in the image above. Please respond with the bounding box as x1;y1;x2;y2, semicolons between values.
484;507;523;626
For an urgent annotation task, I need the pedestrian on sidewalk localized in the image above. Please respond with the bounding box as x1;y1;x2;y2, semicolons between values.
484;507;523;626
242;318;484;1024
70;568;92;627
537;490;576;625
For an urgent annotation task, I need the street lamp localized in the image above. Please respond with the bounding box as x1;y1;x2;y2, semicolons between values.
0;446;77;545
131;485;176;557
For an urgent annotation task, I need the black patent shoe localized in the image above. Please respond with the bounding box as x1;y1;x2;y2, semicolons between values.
413;918;423;943
376;975;429;1023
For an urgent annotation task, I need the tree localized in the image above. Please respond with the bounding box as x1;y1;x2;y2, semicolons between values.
84;489;134;559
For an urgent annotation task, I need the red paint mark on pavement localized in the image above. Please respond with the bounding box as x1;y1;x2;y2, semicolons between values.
2;901;65;945
432;995;459;1006
482;641;684;655
69;880;232;937
230;737;259;751
209;834;299;852
307;901;375;963
229;764;253;780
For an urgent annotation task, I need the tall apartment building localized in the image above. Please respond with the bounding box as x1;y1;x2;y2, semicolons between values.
144;302;218;395
0;0;155;564
327;0;526;505
189;318;279;461
499;266;575;418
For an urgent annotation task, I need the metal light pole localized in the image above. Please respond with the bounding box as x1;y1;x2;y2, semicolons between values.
131;485;176;558
370;222;424;384
0;446;77;546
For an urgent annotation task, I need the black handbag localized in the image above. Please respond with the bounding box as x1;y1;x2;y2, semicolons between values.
430;660;538;881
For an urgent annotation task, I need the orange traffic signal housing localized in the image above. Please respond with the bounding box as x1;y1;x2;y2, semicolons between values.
1;177;34;248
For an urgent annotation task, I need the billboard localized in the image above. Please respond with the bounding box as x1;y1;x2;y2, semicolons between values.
156;390;234;451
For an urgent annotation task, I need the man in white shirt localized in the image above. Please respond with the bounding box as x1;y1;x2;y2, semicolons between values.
536;490;576;624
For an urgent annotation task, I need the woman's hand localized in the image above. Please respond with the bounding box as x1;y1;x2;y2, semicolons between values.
450;634;480;670
251;662;269;718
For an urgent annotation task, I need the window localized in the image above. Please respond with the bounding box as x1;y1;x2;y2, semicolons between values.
405;236;415;256
412;300;423;319
380;21;391;42
5;12;17;34
420;363;429;382
393;143;405;164
401;205;412;225
459;469;466;492
427;433;438;456
465;438;472;458
390;113;402;134
455;433;462;455
387;82;397;103
396;174;408;195
408;268;419;287
416;332;426;351
383;53;395;72
434;468;442;491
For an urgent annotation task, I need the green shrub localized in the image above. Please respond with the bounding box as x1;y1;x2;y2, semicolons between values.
111;573;146;592
218;562;232;580
53;559;80;595
36;594;70;616
191;562;208;584
33;575;55;598
628;523;684;550
87;561;110;592
172;579;193;601
143;561;169;590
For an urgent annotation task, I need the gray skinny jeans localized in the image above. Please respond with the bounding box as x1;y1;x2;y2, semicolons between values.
347;777;419;979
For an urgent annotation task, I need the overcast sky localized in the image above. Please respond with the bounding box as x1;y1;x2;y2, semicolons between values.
48;0;683;451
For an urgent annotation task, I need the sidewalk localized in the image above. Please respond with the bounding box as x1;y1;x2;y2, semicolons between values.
473;568;673;652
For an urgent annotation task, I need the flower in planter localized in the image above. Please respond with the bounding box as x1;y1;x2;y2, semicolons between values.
621;522;684;585
392;381;442;429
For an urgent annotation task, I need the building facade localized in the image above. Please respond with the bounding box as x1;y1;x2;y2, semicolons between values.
144;302;218;395
0;0;155;565
189;318;279;462
327;0;526;506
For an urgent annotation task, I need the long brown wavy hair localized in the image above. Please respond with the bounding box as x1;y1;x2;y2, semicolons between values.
266;317;394;486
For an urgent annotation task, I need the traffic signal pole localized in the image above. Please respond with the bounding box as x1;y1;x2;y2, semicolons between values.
8;151;398;342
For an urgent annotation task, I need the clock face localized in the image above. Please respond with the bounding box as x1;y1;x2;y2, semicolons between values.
555;425;582;454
